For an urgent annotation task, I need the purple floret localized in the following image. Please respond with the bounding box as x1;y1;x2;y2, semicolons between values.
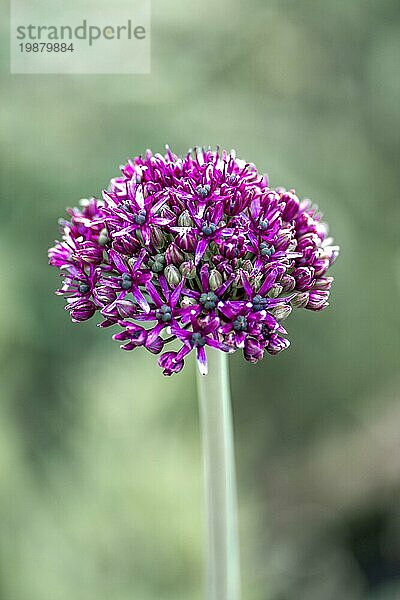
48;147;340;375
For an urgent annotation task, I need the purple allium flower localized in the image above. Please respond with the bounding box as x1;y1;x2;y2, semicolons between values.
49;147;340;375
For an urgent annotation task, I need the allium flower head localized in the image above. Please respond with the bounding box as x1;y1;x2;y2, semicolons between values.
49;147;340;375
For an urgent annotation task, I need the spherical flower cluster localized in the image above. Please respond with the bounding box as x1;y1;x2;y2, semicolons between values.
49;147;339;375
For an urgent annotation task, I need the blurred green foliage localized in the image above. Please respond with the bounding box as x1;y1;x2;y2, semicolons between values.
1;0;400;598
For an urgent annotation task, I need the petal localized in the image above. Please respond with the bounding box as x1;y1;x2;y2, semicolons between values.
112;225;137;238
215;276;234;297
199;264;210;290
170;322;191;341
249;197;261;220
152;217;173;226
109;249;128;274
147;322;165;345
145;281;163;306
135;185;145;209
131;247;147;271
134;311;158;321
234;332;246;348
202;317;220;335
158;274;170;298
150;195;169;214
211;201;224;225
176;344;192;361
142;226;151;246
258;268;278;295
170;278;185;308
241;272;253;298
169;226;194;235
206;337;234;353
195;238;210;265
196;346;208;376
132;287;150;313
219;301;246;320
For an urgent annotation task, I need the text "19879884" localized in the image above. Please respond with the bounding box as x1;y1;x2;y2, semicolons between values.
19;43;74;52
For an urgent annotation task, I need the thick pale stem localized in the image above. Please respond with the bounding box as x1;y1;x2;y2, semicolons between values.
196;348;241;600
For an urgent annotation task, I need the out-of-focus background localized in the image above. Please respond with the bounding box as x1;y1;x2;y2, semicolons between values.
1;0;400;598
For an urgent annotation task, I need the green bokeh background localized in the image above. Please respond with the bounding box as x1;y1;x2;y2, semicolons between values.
1;1;400;598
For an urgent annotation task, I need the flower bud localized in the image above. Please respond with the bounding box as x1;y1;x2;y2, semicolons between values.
165;243;184;266
306;290;329;310
180;260;197;279
291;292;309;308
267;334;290;355
274;229;293;251
68;298;96;322
253;274;263;290
280;274;296;292
209;269;223;291
268;284;283;298
175;231;196;252
146;335;164;355
292;266;315;291
150;226;166;249
76;241;103;264
268;304;292;320
244;337;264;363
281;191;300;221
98;228;109;246
164;264;181;288
95;286;116;304
158;351;184;376
117;300;137;318
180;296;197;307
147;253;165;273
178;210;193;227
113;235;141;257
203;246;214;261
321;245;340;266
232;274;242;289
113;325;147;348
313;277;333;290
238;259;253;273
135;229;144;245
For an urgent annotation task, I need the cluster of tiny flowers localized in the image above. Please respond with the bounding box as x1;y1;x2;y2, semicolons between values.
48;147;339;376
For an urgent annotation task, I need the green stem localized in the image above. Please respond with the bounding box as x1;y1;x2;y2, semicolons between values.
196;349;241;600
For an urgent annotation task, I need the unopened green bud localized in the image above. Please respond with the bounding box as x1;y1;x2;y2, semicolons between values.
178;210;193;227
164;264;181;288
165;243;184;266
98;228;109;246
209;269;223;291
313;277;333;290
150;227;166;249
232;274;242;289
179;261;196;279
254;275;263;291
135;229;144;245
180;296;198;308
240;260;253;273
269;305;292;320
268;284;283;298
281;275;296;292
291;292;309;308
203;245;214;261
146;253;165;273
